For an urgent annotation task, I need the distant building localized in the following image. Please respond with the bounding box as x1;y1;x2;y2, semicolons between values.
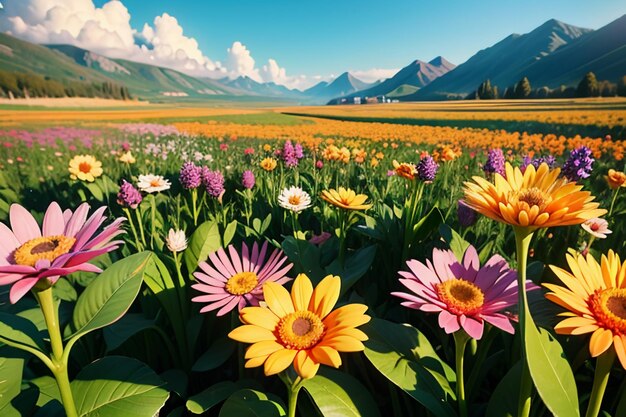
354;97;361;104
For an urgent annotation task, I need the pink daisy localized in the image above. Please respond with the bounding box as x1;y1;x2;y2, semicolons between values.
0;202;125;304
392;246;537;339
192;241;293;316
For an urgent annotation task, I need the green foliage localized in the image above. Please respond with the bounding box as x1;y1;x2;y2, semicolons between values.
577;71;599;97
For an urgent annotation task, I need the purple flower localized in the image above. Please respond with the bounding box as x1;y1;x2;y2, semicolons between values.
202;168;225;198
416;156;439;182
521;154;556;173
457;200;478;227
282;140;298;168
294;143;304;159
179;162;202;189
483;148;505;176
117;180;142;209
562;146;594;182
242;170;255;190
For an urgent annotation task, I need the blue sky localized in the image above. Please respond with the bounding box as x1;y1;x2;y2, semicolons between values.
3;0;625;88
97;0;625;74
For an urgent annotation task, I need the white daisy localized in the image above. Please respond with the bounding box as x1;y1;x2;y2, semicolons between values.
278;186;312;213
166;229;188;253
137;174;171;193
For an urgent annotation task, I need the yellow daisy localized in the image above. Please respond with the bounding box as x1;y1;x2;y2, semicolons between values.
321;187;372;211
228;274;370;379
260;157;278;172
68;154;103;182
463;162;605;230
545;250;626;369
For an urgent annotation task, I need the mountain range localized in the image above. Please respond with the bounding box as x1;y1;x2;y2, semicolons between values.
0;14;624;103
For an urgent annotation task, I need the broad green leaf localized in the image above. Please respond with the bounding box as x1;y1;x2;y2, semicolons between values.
84;182;104;201
67;252;152;344
71;356;168;417
486;361;521;417
103;313;155;352
223;220;238;246
160;369;188;398
326;245;376;295
412;206;444;237
439;224;470;261
30;375;61;407
184;220;222;274
186;381;239;414
219;389;286;417
192;337;236;372
1;385;38;417
0;357;24;410
363;318;457;417
524;311;579;417
0;312;46;354
303;368;380;417
281;236;326;283
52;278;77;302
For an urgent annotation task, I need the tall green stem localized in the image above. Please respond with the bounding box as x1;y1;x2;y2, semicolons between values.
286;377;304;417
123;207;142;251
135;208;147;248
191;188;199;226
514;227;534;417
149;194;156;249
585;348;615;417
35;288;78;417
608;187;620;217
454;330;470;417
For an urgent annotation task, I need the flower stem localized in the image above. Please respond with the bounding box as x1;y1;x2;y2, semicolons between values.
514;227;534;417
35;288;78;417
123;207;142;251
135;208;147;248
150;194;156;250
454;330;471;417
609;187;621;217
585;348;616;417
287;377;304;417
191;188;199;226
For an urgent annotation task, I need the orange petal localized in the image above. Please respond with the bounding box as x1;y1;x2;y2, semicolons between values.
229;325;277;344
589;328;613;357
263;349;297;376
293;350;320;379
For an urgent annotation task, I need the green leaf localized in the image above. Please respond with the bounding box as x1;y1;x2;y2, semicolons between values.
363;318;457;417
160;369;187;398
412;206;444;237
186;381;239;414
219;389;286;417
52;278;77;302
71;356;168;417
281;236;327;283
524;312;579;417
103;313;155;352
439;224;470;261
184;220;222;275
0;312;46;354
84;182;104;201
303;368;380;417
223;220;238;246
30;375;61;407
67;252;152;344
326;245;376;295
0;357;24;411
192;337;236;372
486;361;521;417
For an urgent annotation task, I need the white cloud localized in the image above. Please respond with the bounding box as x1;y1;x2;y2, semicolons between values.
0;0;399;90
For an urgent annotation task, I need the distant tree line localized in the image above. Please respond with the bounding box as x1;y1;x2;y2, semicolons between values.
0;70;132;100
468;72;626;100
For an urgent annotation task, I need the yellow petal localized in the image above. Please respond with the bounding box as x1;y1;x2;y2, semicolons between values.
291;274;313;311
614;335;626;370
589;328;614;357
229;325;276;344
245;356;268;368
311;345;342;368
293;350;320;379
322;335;365;352
263;281;295;317
263;349;297;376
245;340;285;359
240;307;280;331
309;275;341;319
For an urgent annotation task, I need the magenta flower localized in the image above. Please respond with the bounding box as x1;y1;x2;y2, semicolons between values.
0;202;125;304
191;241;293;316
392;246;536;339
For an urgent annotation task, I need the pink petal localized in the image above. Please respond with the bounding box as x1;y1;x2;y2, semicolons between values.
209;248;236;278
432;249;456;282
62;247;114;268
241;242;251;272
228;245;243;273
191;282;228;294
483;314;515;334
192;293;230;303
405;259;441;286
0;222;20;265
199;259;231;283
198;295;237;315
42;202;65;236
64;203;90;238
462;245;479;271
38;263;101;279
0;272;28;286
460;315;484;339
72;206;107;250
10;204;41;244
0;264;36;274
250;241;260;267
438;309;460;333
9;276;40;304
82;218;125;250
253;242;268;274
62;209;73;224
217;296;241;316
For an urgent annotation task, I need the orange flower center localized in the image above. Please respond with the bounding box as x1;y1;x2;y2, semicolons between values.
288;195;302;206
516;187;547;208
435;279;485;315
13;235;76;267
150;179;162;187
278;310;325;350
78;162;93;173
590;289;626;335
225;271;258;295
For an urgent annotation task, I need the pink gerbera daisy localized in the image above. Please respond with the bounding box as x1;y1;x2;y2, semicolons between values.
392;245;537;339
0;202;125;304
192;241;293;316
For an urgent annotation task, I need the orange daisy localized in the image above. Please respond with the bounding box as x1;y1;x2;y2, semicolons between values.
463;162;606;230
545;250;626;369
228;274;370;379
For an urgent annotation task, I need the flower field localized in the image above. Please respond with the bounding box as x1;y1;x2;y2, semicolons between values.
0;105;625;417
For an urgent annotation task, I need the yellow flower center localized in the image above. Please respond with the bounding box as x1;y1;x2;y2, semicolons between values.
278;310;325;350
516;187;548;208
13;235;76;267
288;195;301;205
150;179;162;187
225;271;259;295
435;279;485;315
78;162;93;174
590;289;626;335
